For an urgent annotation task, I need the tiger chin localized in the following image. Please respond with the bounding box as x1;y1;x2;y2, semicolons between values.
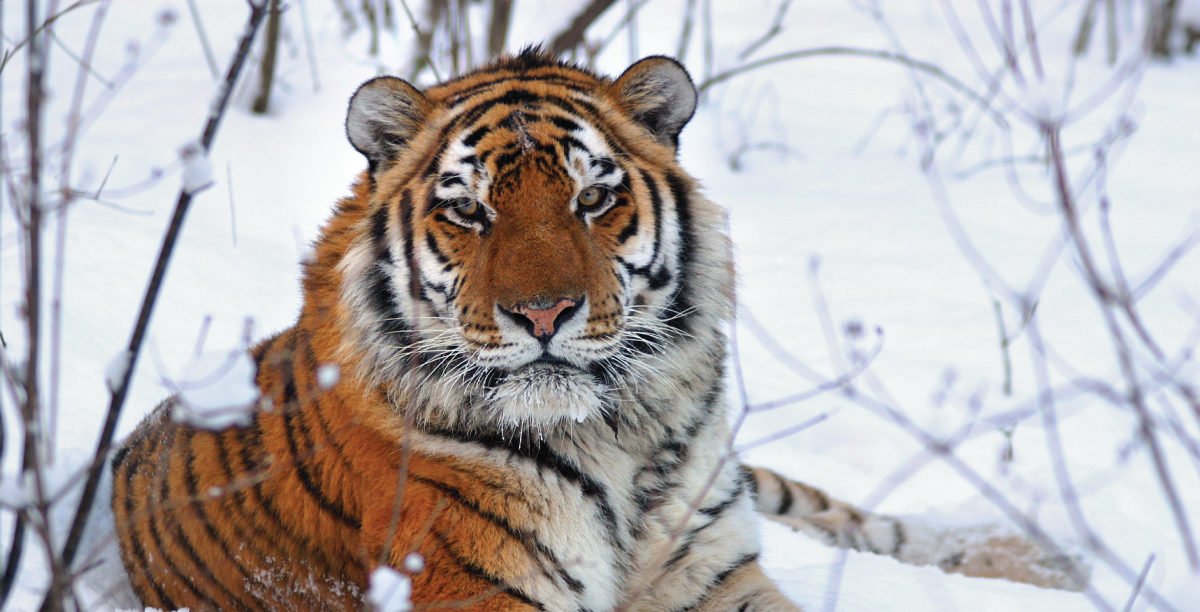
110;48;1089;611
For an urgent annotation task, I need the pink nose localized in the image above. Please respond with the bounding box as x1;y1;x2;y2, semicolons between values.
510;298;578;338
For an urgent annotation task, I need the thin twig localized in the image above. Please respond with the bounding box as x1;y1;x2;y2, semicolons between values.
53;2;269;587
486;0;513;58
399;0;443;82
737;0;792;60
251;0;282;114
675;0;696;62
297;0;320;92
0;0;104;76
185;0;220;80
1121;554;1155;612
696;46;1007;127
547;0;619;55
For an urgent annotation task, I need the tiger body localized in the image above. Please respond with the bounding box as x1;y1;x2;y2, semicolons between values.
113;51;792;611
111;50;1086;611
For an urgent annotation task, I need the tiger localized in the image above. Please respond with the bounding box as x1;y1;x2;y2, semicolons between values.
110;48;1087;611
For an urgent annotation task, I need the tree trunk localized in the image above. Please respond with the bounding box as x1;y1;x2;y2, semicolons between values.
252;0;283;114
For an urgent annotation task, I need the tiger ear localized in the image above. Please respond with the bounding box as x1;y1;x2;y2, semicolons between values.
345;76;430;171
611;57;697;149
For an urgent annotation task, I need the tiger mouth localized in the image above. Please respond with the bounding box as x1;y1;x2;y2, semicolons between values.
529;354;578;369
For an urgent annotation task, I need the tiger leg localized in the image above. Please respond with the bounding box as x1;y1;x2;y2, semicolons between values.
691;561;801;612
749;465;1090;591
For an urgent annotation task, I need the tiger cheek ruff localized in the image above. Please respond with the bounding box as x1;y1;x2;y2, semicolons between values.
110;48;803;611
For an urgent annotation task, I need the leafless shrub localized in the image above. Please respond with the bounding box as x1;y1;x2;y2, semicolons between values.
2;1;1195;610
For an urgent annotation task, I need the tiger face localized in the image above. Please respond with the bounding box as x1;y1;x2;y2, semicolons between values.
337;52;724;432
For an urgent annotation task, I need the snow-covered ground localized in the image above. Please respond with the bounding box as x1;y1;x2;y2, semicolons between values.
1;0;1198;610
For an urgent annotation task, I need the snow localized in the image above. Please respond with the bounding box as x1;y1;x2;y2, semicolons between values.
1019;78;1068;127
403;552;425;573
1182;0;1200;27
367;566;413;612
0;0;1197;610
317;363;340;390
179;141;214;194
171;348;259;430
104;350;131;392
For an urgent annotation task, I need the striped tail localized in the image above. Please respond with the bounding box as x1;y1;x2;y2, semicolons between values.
748;466;1090;591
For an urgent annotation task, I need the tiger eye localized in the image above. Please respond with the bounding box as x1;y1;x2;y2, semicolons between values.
578;186;604;208
456;199;480;217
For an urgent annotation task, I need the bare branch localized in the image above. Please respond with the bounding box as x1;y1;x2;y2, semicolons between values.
53;3;270;590
185;0;220;79
486;0;513;58
548;0;619;56
696;46;1007;128
737;0;792;60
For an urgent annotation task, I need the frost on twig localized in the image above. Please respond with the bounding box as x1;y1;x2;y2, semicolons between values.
103;350;131;393
179;141;215;194
171;348;260;429
1019;78;1067;127
368;566;413;612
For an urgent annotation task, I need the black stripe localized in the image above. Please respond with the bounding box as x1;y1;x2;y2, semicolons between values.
110;445;130;472
145;429;220;608
119;442;177;610
249;333;281;373
558;134;592;156
774;472;794;515
297;340;361;476
424;232;451;265
211;432;294;566
236;422;339;574
550;115;581;132
432;530;547;610
411;474;583;594
591;157;617;176
629;379;723;539
714;553;759;584
438;91;603;163
162;430;246;607
617;211;639;244
698;490;743;518
180;429;268;611
437;172;466;187
740;464;758;499
369;203;392;261
446;74;589;106
280;401;361;529
462;126;491;147
423;428;623;547
399;190;426;305
636;168;664;279
662;171;696;333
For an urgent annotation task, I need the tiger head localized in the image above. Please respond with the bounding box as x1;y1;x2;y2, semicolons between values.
325;50;732;433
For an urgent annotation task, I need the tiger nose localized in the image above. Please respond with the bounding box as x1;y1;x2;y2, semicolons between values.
503;297;581;340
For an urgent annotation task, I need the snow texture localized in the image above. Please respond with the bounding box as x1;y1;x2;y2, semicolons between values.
104;350;132;392
0;1;1197;610
403;552;425;573
368;567;413;612
179;141;214;194
317;363;341;390
1018;78;1067;126
1182;0;1200;26
172;348;259;430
